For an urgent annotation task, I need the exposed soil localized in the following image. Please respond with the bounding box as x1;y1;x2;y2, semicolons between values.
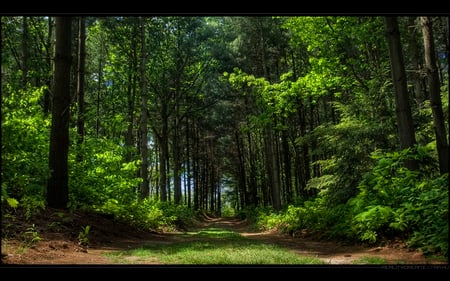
1;207;448;266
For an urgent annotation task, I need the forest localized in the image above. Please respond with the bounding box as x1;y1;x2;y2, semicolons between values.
1;16;448;260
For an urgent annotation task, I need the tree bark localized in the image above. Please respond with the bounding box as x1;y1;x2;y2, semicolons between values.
265;127;281;211
406;17;426;106
139;17;149;199
43;17;54;114
47;17;72;209
76;17;86;161
384;16;418;170
21;16;29;88
420;16;449;174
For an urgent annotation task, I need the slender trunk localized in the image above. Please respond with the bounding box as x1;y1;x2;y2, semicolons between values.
235;130;247;209
96;60;102;136
406;17;426;106
247;129;258;206
173;103;182;204
281;127;292;203
265;127;281;211
384;16;418;170
420;16;449;174
76;17;86;161
43;17;54;114
193;123;200;210
22;16;29;88
159;100;169;202
139;17;149;199
124;27;138;162
185;117;192;207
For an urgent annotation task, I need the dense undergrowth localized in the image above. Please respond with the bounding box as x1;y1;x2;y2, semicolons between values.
248;146;448;258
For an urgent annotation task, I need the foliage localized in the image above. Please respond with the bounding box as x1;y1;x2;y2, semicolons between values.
68;135;142;210
77;225;90;246
1;85;50;201
237;205;274;225
221;204;236;217
350;144;440;211
23;224;42;245
6;198;19;209
352;205;394;243
20;195;46;220
349;145;448;256
2;16;448;261
400;173;448;256
255;144;447;258
256;197;355;241
93;198;196;233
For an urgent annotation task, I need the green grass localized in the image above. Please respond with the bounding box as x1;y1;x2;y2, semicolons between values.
351;256;388;264
105;227;325;265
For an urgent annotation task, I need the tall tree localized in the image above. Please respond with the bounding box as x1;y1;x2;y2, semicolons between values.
42;16;54;114
21;16;29;88
47;17;72;209
139;17;149;199
76;17;86;161
384;16;418;170
405;17;426;106
420;16;449;174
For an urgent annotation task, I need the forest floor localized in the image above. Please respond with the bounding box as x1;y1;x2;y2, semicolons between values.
1;207;448;266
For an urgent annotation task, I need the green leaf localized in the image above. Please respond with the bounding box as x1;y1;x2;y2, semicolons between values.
7;197;19;208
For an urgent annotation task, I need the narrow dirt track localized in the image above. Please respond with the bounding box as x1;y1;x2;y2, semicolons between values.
1;213;448;265
187;216;448;265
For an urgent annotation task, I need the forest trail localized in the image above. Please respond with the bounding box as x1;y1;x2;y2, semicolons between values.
1;209;448;265
184;215;447;265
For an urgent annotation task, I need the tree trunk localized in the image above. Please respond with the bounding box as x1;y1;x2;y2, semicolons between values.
281;127;292;203
76;17;86;161
265;127;281;211
246;129;258;206
139;17;149;199
420;16;449;174
21;16;29;88
124;26;138;163
185;117;192;207
96;58;103;136
235;130;247;211
47;17;72;209
384;16;418;170
173;104;182;204
406;17;426;106
193;123;200;210
43;16;54;114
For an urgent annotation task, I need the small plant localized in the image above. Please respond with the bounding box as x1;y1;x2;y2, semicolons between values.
48;221;62;231
78;225;90;247
23;224;43;245
54;211;73;223
6;197;19;209
21;196;46;220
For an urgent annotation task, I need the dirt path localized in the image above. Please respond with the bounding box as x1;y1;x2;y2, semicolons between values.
1;213;448;265
186;216;447;265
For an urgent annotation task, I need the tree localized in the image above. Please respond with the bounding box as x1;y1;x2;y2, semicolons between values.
76;17;86;161
139;17;149;199
47;17;72;209
384;16;418;170
420;16;449;174
21;16;29;88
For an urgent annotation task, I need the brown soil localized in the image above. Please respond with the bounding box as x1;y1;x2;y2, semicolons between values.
1;208;448;266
